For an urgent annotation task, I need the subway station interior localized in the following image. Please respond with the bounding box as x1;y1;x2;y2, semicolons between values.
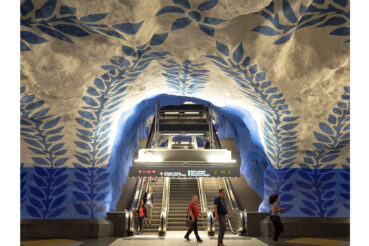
20;0;350;245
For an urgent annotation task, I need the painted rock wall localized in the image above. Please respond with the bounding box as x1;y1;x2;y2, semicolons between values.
21;0;349;219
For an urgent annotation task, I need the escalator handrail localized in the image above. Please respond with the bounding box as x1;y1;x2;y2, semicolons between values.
197;177;215;234
223;177;247;235
158;177;170;235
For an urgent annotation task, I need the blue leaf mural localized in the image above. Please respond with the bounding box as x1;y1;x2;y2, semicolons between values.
161;59;210;96
21;1;145;51
252;0;350;45
207;41;300;215
21;164;28;211
20;87;70;218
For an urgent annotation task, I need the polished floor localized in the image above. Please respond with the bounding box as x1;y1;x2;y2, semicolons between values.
21;232;350;246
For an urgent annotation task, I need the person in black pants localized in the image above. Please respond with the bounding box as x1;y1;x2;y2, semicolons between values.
214;189;228;246
184;195;203;243
135;200;147;234
269;194;285;245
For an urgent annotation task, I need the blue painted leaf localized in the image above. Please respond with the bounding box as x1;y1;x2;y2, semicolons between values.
319;122;334;135
300;207;315;216
21;31;48;44
37;25;74;43
313;143;327;150
31;108;51;118
75;118;93;128
29;197;43;209
330;27;349;36
174;0;190;9
340;184;349;192
327;208;338;217
48;207;66;218
341;132;349;139
79;110;95;121
215;41;229;56
265;169;278;180
83;96;99;107
55;158;68;166
323;199;335;208
252;26;280;36
21;0;34;16
323;191;335;199
51;175;68;188
75;172;89;182
280;123;298;131
199;24;214;36
95;182;109;192
281;183;293;192
97;29;125;40
313;132;331;143
48;135;63;142
74;203;90;215
204;17;226;25
97;154;110;165
122;45;136;57
321;155;339;162
50;184;68;196
20;40;30;50
304;157;314;164
35;0;57;19
113;21;144;34
198;0;219;11
301;191;317;201
30;186;45;198
333;0;348;7
282;0;298;23
50;195;66;209
74;141;91;151
94;78;105;90
206;55;228;65
317;16;347;28
80;13;108;22
280;194;294;202
87;87;100;97
25;100;44;110
76;155;90;165
273;31;294;45
43;116;60;129
340;193;349;200
23;139;42;148
298;171;313;182
60;5;76;15
321;182;336;190
50;143;64;152
302;200;317;210
150;33;168;46
189;11;201;22
255;72;266;82
27;205;41;218
73;181;89;192
32;157;49;166
33;175;47;187
73;191;89;202
232;43;244;63
29;147;44;155
95;173;109;183
313;0;324;4
296;181;313;190
156;6;185;16
34;167;48;177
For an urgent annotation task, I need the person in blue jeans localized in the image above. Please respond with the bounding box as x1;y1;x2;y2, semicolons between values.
214;189;228;246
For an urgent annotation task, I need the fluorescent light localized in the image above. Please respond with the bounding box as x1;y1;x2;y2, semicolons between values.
164;112;179;115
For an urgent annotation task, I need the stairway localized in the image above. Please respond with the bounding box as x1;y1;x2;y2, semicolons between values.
203;177;232;234
167;178;206;231
141;177;164;233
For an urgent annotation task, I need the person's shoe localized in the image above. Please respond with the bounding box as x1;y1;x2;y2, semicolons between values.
149;220;152;225
273;241;280;245
218;243;224;246
197;239;203;243
184;236;190;241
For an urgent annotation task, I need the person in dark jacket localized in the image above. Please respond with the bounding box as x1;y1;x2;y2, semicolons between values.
269;194;285;245
214;189;228;246
135;199;147;234
143;186;154;225
204;137;210;149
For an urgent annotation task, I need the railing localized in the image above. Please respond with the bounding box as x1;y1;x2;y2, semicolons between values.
197;177;215;236
158;177;170;236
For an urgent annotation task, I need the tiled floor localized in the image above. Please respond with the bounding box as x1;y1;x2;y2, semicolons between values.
21;232;350;246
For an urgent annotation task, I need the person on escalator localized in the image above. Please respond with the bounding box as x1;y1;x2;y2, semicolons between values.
204;137;210;149
214;189;228;246
135;199;147;234
143;186;154;225
184;195;203;243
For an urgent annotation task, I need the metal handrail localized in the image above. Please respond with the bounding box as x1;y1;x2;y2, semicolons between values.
223;177;247;235
158;177;170;236
197;177;215;235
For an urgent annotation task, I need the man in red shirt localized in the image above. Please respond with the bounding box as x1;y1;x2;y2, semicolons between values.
184;195;203;243
135;199;147;234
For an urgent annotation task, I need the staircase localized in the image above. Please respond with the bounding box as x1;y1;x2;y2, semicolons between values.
142;178;164;233
203;178;232;234
167;178;206;231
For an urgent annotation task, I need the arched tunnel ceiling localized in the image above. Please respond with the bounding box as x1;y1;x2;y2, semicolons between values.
21;0;350;169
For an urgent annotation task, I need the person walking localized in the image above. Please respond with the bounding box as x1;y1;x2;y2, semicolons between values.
143;186;154;225
135;199;147;234
184;195;203;243
214;189;228;246
269;194;285;245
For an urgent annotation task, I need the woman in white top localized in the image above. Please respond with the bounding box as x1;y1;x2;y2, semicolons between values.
143;186;154;225
269;194;285;245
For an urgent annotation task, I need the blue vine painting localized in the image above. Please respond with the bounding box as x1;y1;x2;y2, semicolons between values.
155;0;226;38
206;41;299;215
252;0;350;44
21;0;144;51
161;59;210;96
296;86;349;217
72;44;168;218
20;86;69;218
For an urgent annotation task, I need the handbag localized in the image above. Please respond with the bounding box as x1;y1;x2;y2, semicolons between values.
186;219;194;228
269;215;280;222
